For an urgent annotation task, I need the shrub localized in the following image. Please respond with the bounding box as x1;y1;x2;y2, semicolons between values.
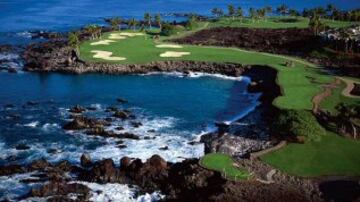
160;23;176;36
276;109;326;142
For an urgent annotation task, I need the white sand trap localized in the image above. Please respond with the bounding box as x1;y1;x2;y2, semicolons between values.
90;40;116;46
160;51;190;58
91;50;126;61
118;32;144;37
156;44;183;48
109;33;127;40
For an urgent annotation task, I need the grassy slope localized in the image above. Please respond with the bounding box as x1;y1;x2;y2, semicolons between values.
200;153;250;180
208;16;357;29
261;132;360;177
79;18;360;177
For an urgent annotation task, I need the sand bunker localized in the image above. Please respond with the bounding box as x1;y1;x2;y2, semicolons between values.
90;40;116;46
118;32;144;37
108;34;127;40
156;44;183;48
91;50;126;61
160;51;190;58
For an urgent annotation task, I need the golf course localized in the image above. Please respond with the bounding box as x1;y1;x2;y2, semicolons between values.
78;16;360;178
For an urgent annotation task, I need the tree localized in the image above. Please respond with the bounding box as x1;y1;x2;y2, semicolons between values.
236;7;244;22
108;17;121;30
144;13;152;29
228;4;235;20
277;4;288;16
257;8;266;20
68;31;80;51
315;7;326;18
211;8;224;18
85;24;101;40
155;13;162;30
128;18;138;31
161;23;176;36
289;9;299;17
249;7;257;22
309;14;325;35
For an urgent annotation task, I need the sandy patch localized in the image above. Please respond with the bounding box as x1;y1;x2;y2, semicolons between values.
91;50;126;61
109;34;127;40
118;32;144;37
160;51;190;58
156;44;183;48
90;40;116;46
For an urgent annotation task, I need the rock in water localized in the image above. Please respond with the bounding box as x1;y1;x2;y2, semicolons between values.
81;153;92;167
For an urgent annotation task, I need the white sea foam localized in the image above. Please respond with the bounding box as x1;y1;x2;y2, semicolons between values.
73;182;163;202
41;123;60;132
141;71;250;81
0;53;20;60
24;121;39;128
0;172;40;201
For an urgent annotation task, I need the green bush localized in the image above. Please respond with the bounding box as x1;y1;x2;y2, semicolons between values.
276;109;326;142
160;23;177;36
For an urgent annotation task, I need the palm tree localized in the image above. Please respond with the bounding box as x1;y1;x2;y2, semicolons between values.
128;18;138;31
144;13;152;29
155;13;162;30
309;14;325;35
236;7;244;22
108;17;121;30
249;7;257;22
228;4;235;20
211;8;224;18
276;4;288;16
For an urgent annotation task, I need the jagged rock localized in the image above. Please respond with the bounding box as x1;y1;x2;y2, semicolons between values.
63;116;108;130
30;181;90;200
86;127;118;138
118;132;140;140
201;133;272;157
15;144;30;150
120;157;131;170
69;105;86;113
131;121;142;128
159;146;169;151
29;158;51;170
113;110;130;119
81;153;92;167
0;164;25;176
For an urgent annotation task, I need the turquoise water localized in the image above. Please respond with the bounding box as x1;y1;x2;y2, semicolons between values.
0;72;260;165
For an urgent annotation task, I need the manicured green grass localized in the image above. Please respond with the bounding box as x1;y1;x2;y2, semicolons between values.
261;132;360;177
80;32;331;111
208;17;356;29
200;153;250;180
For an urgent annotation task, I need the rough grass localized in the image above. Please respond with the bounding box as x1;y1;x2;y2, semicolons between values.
208;16;356;29
261;132;360;177
200;153;250;180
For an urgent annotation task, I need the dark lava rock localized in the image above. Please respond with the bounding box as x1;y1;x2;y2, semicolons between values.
117;98;128;103
116;126;124;131
116;140;124;144
131;121;143;128
113;110;130;119
47;148;60;154
120;157;131;170
4;104;15;109
350;83;360;96
0;164;26;176
159;146;169;151
30;181;90;200
69;105;86;113
26;101;39;106
147;129;156;133
86;106;97;111
78;159;123;183
15;144;30;150
117;144;127;149
105;117;113;122
81;153;92;168
7;67;17;73
147;155;167;170
29;158;51;170
106;106;118;112
63;116;107;130
86;127;118;138
118;132;140;140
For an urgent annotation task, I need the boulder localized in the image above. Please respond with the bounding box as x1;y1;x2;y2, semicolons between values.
69;105;86;113
147;155;167;170
113;110;130;119
15;144;30;150
118;132;140;140
120;157;131;170
80;153;92;167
